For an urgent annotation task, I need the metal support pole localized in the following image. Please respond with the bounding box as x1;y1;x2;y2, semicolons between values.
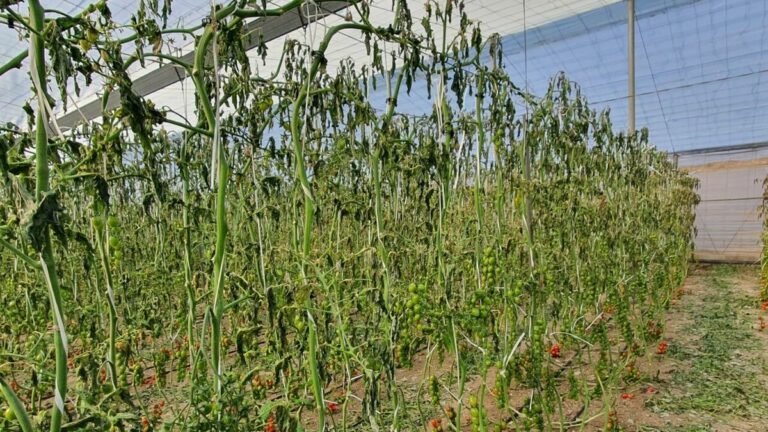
628;0;636;134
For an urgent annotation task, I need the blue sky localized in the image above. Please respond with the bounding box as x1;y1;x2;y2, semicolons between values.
381;0;768;153
2;0;765;154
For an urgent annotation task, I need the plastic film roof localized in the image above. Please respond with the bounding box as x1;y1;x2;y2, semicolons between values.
1;0;767;154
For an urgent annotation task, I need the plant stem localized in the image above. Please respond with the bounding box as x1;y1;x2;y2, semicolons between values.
94;218;118;390
181;133;196;367
28;2;68;431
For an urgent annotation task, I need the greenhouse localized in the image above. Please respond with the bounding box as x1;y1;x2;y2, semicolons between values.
0;0;766;430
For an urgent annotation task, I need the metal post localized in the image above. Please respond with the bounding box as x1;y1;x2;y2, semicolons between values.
628;0;636;134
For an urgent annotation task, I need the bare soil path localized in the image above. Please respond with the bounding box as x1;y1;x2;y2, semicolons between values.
612;264;768;432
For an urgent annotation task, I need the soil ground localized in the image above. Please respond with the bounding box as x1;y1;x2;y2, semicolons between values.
47;264;762;430
611;264;768;431
313;265;768;432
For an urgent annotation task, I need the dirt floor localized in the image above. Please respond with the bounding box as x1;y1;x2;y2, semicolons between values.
611;264;768;432
311;264;768;431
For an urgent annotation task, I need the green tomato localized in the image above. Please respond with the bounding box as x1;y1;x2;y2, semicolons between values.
107;215;119;228
4;407;15;421
468;394;478;407
108;237;121;249
294;315;305;331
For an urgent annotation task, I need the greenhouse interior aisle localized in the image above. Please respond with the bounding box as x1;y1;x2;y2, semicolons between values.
612;265;768;431
1;0;767;431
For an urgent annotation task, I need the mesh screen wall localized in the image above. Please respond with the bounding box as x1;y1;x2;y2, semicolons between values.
678;146;768;262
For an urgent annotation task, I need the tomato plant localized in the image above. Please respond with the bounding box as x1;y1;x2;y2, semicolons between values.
0;0;697;430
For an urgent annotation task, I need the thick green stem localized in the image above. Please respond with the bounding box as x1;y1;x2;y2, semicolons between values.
195;19;229;401
28;2;68;431
94;220;118;390
0;237;41;270
181;134;196;365
192;27;217;134
210;138;228;396
0;51;27;77
290;22;374;270
0;379;34;432
307;312;325;431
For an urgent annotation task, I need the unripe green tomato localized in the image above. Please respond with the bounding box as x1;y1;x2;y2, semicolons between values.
4;407;15;421
92;216;105;231
107;215;119;229
109;237;121;249
294;315;305;331
211;401;219;415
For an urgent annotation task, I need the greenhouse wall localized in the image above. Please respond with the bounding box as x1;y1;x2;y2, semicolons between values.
678;145;768;263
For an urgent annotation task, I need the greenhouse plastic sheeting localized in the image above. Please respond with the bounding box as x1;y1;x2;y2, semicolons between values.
679;147;768;263
357;0;768;154
484;0;768;154
0;0;619;126
3;0;768;155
